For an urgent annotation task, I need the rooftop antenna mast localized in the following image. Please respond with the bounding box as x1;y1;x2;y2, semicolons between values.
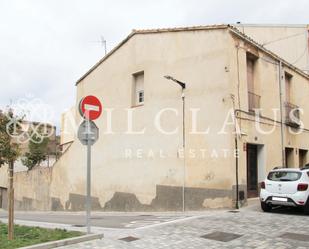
100;36;107;55
91;36;107;55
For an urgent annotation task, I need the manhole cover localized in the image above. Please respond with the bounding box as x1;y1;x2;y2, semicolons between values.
91;217;105;220
201;231;243;242
280;232;309;242
119;236;140;242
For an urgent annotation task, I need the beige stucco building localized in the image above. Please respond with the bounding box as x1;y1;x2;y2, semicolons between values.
1;24;309;211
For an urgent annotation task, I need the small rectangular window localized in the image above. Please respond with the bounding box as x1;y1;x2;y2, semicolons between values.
132;71;144;106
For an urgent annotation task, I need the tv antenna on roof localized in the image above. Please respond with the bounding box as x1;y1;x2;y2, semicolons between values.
91;36;107;55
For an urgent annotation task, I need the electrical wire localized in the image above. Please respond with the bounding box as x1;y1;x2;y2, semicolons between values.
290;46;309;65
262;32;306;46
237;36;309;71
235;109;309;133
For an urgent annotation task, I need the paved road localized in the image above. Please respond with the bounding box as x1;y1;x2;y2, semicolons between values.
0;211;191;229
1;202;309;248
57;203;309;249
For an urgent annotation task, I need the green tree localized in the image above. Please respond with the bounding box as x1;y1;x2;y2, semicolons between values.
22;130;49;170
0;109;20;167
0;108;22;240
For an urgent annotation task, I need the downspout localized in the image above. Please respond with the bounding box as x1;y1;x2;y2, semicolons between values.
234;45;242;209
306;27;309;71
279;61;286;167
231;94;239;209
235;131;239;209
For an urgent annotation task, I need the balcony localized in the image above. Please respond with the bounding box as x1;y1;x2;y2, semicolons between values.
248;91;261;113
285;102;300;127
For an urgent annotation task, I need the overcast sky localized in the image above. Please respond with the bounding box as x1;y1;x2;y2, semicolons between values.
0;0;308;129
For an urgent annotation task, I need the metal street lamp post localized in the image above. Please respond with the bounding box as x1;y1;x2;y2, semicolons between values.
164;75;186;212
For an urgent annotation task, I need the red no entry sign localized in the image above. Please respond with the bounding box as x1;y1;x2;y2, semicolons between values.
78;95;102;234
79;95;102;120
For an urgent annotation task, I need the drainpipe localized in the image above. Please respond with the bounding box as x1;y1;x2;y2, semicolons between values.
279;61;286;167
231;95;239;209
235;133;239;209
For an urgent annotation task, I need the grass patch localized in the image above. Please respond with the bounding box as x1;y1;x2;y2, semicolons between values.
0;222;83;249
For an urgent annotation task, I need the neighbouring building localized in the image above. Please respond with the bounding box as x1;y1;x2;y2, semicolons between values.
235;23;309;72
12;120;59;171
17;120;57;153
1;24;309;211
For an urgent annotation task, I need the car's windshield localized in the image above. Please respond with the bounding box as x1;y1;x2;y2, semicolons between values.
267;171;301;181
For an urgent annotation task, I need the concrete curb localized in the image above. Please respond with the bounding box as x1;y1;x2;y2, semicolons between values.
20;233;104;249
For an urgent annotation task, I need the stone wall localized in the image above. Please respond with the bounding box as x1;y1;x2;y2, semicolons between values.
14;167;53;210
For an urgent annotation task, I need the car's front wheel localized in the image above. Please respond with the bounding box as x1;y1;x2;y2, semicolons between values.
261;202;272;212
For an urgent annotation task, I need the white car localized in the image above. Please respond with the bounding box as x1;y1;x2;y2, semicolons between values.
260;167;309;214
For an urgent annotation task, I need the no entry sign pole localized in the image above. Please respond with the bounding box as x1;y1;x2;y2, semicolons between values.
86;120;91;234
78;95;102;234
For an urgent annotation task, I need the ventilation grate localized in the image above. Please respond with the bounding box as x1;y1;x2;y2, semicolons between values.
119;236;140;242
201;231;243;242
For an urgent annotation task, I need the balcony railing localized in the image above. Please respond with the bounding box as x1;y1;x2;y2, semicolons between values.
248;91;261;112
285;102;300;127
